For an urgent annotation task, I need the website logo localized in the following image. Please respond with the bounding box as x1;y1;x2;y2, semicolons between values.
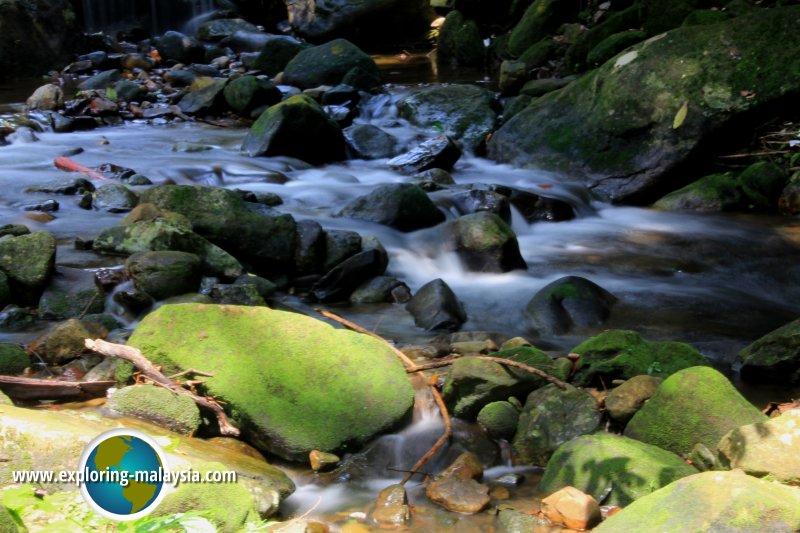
77;428;170;521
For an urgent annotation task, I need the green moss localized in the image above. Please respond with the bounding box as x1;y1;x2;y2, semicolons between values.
0;504;24;532
476;401;520;440
586;30;647;67
519;38;558;68
654;173;744;212
108;385;201;435
114;360;134;385
437;10;485;66
682;9;730;26
0;344;29;375
624;366;766;456
540;434;697;506
0;232;56;288
737;161;788;210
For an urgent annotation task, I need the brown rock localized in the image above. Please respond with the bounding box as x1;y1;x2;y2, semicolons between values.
541;486;601;531
370;483;410;528
425;476;490;514
439;452;483;480
309;450;340;471
605;375;663;423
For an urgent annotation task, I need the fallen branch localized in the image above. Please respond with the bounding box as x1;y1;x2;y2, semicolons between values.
406;358;463;373
84;338;239;437
401;373;452;485
0;375;114;401
406;354;568;390
718;150;789;159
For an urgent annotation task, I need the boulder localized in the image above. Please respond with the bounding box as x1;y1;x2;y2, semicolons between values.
93;183;139;212
350;276;410;304
397;85;497;151
107;384;201;435
525;276;616;335
125;251;203;301
156;31;205;64
241;94;345;164
311;249;386;302
593;470;800;533
282;39;380;90
0;343;28;375
586;30;647;68
26;84;63;111
337;183;444;231
370;484;410;528
605;375;662;423
25;319;102;365
387;135;462;173
717;410;800;484
450;188;511;222
406;278;466;331
624;366;767;456
294;219;325;274
128;304;415;461
223;75;282;116
197;18;259;40
653;172;745;211
437;10;484;67
425;453;490;514
488;7;800;203
210;283;266;306
445;212;527;273
343;124;399;159
512;384;601;466
78;69;120;91
539;434;697;507
179;78;228;114
0;232;56;304
476;401;520;440
739;317;800;384
25;176;94;195
253;37;310;76
112;79;146;102
38;267;104;320
0;272;8;309
323;229;361;271
507;0;578;57
540;486;601;531
571;329;709;387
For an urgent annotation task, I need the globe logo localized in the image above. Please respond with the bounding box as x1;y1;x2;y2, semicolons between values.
78;428;170;520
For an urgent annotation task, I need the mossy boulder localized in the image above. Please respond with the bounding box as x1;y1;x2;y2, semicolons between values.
254;37;310;76
564;5;641;72
445;212;527;273
437;10;485;67
0;343;29;375
337;183;444;232
0;231;56;304
241;94;345;164
739;317;800;384
396;84;498;151
127;304;415;461
107;384;201;435
0;271;11;308
586;30;647;68
717;410;800;484
0;504;23;533
125;251;202;301
25;319;102;365
593;470;800;533
477;401;520;440
405;278;467;331
178;78;228;115
682;9;730;27
489;6;800;203
282;39;380;90
571;330;709;387
223;75;281;116
640;0;723;35
653;172;745;211
540;434;697;506
605;375;663;423
507;0;578;57
624;366;767;456
512;384;601;466
442;346;566;419
738;160;789;210
343;124;400;159
525;276;616;335
38;267;104;320
93;183;139;213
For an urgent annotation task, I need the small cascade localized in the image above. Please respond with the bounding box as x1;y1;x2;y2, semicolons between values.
79;0;218;36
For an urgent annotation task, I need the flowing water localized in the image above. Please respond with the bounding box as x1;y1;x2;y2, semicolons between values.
78;0;217;35
3;70;800;526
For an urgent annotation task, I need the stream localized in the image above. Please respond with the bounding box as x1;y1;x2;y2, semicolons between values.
2;55;800;529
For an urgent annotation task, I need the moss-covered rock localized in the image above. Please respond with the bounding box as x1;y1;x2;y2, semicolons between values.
223;75;281;116
125;251;202;301
738;160;789;210
507;0;578;57
241;94;345;164
93;183;139;213
0;504;24;532
128;304;414;461
396;84;498;151
437;10;485;67
337;183;444;232
624;366;766;456
586;30;647;68
445;212;527;273
25;319;101;365
477;401;520;440
653;172;745;211
107;384;201;435
593;470;800;533
489;6;800;203
178;78;228;115
539;433;697;506
0;231;56;304
0;270;9;309
640;0;724;35
525;276;616;335
0;343;28;375
282;39;380;90
512;384;601;466
254;37;310;76
38;267;105;320
682;8;730;26
739;317;800;384
571;330;709;387
605;375;662;423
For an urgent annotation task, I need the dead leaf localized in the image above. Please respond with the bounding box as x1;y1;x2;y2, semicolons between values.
673;101;689;129
740;89;756;99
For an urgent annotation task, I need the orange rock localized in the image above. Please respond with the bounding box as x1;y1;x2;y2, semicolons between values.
541;486;601;531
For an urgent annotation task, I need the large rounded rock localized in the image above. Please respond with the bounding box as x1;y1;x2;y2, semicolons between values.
405;278;466;331
125;251;203;301
437;10;484;67
343;124;399;159
476;400;520;440
489;7;800;203
223;75;281;116
39;267;104;320
157;31;205;64
178;78;229;114
387;135;462;173
241;94;345;164
397;85;497;151
525;276;616;335
445;212;527;273
593;470;800;533
253;36;310;76
0;343;29;375
425;453;490;514
128;304;415;461
604;375;662;423
624;366;767;456
512;384;602;466
93;183;139;213
507;0;578;58
0;231;56;304
108;384;201;436
282;39;380;90
311;249;386;302
540;434;697;507
739;317;800;384
337;183;444;231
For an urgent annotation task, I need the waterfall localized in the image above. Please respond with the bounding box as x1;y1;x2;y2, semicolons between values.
79;0;219;36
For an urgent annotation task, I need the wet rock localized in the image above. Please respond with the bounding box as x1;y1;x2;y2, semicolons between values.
508;188;575;222
26;319;104;365
499;60;528;96
294;219;325;275
120;53;152;71
0;231;56;304
437;10;484;67
179;78;229;114
26;84;63;111
717;410;800;484
39;267;104;320
450;189;511;222
343;124;399;159
413;168;456;190
525;275;616;335
48;113;97;133
477;401;520;440
125;251;203;301
283;39;380;90
507;0;578;57
338;183;445;231
512;384;601;466
165;68;197;87
127;304;415;461
739;316;800;384
0;271;8;308
324;229;362;271
594;470;800;532
253;36;310;76
371;484;410;527
157;31;205;64
78;69;121;91
0;344;28;375
350;276;410;304
519;77;574;97
605;375;663;423
210;283;266;306
113;288;154;316
241;94;345;164
223;75;281;116
541;486;601;531
309;450;340;471
540;434;697;507
443;346;567;419
425;453;490;514
587;30;647;68
108;384;201;435
0;224;29;238
571;329;709;387
311;249;386;302
233;274;277;299
654;172;745;212
624;366;767;456
93;183;139;213
21;199;58;212
446;212;527;273
0;306;35;331
397;84;497;151
197;18;259;41
497;508;549;532
388;135;462;173
113;79;146;102
406;278;466;331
